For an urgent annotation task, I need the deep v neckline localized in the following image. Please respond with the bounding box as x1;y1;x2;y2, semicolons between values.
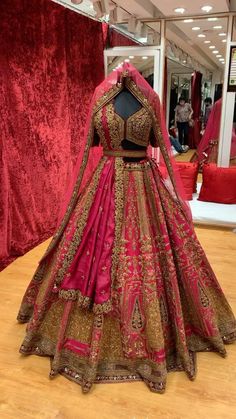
111;100;145;124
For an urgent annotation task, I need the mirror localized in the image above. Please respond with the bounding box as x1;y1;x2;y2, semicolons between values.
162;16;228;163
104;46;160;93
107;55;155;87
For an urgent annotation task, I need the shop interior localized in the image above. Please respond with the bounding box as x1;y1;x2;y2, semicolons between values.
1;1;236;418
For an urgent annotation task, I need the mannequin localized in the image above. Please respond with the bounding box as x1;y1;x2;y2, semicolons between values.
114;87;141;119
114;87;146;161
93;80;155;159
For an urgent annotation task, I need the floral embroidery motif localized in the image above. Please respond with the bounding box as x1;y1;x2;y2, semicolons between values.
131;298;144;330
94;108;108;149
160;295;169;323
126;107;153;146
105;103;124;149
111;158;124;288
198;282;210;308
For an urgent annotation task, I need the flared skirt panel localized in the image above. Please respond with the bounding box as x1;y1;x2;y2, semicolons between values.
18;157;236;393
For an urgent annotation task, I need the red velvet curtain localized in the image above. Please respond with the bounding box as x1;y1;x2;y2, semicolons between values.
189;71;202;148
109;29;139;47
0;0;104;270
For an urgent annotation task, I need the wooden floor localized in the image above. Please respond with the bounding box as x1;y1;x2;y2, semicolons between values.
175;149;195;162
0;228;236;419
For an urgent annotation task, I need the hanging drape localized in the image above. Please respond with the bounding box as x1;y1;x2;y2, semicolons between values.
0;0;104;271
109;28;140;47
102;22;109;47
189;71;202;148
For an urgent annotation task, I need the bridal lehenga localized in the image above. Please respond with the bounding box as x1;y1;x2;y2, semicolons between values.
17;64;236;394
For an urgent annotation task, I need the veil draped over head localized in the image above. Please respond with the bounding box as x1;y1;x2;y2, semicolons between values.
41;63;191;261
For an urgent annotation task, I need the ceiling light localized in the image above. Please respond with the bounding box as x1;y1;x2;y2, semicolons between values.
219;58;224;61
124;59;130;63
209;45;215;49
219;33;226;36
174;8;186;14
183;60;186;63
222;39;226;43
201;5;213;13
129;55;134;59
142;56;148;60
204;40;211;43
184;19;193;23
192;27;200;31
208;17;218;21
198;34;206;38
213;25;223;29
213;50;219;54
216;55;222;57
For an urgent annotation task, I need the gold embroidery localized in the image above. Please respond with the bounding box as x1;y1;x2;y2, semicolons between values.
104;150;147;158
58;289;113;314
93;83;122;113
111;158;124;288
160;295;169;323
126;107;153;146
198;282;210;308
54;158;106;285
110;100;153;148
124;160;151;171
106;102;124;149
93;108;109;149
131;298;144;330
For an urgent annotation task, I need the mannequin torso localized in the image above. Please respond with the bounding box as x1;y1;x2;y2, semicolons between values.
113;88;141;120
114;88;146;160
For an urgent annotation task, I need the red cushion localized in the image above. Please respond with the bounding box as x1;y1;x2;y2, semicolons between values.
198;164;236;204
176;162;199;200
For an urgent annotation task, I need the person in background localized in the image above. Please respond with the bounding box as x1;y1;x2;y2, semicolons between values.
169;123;189;153
174;96;193;146
203;97;213;129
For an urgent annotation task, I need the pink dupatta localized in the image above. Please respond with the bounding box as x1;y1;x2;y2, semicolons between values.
40;63;192;262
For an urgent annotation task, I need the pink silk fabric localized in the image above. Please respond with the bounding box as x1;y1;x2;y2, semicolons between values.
0;0;104;270
61;159;115;305
195;98;236;163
